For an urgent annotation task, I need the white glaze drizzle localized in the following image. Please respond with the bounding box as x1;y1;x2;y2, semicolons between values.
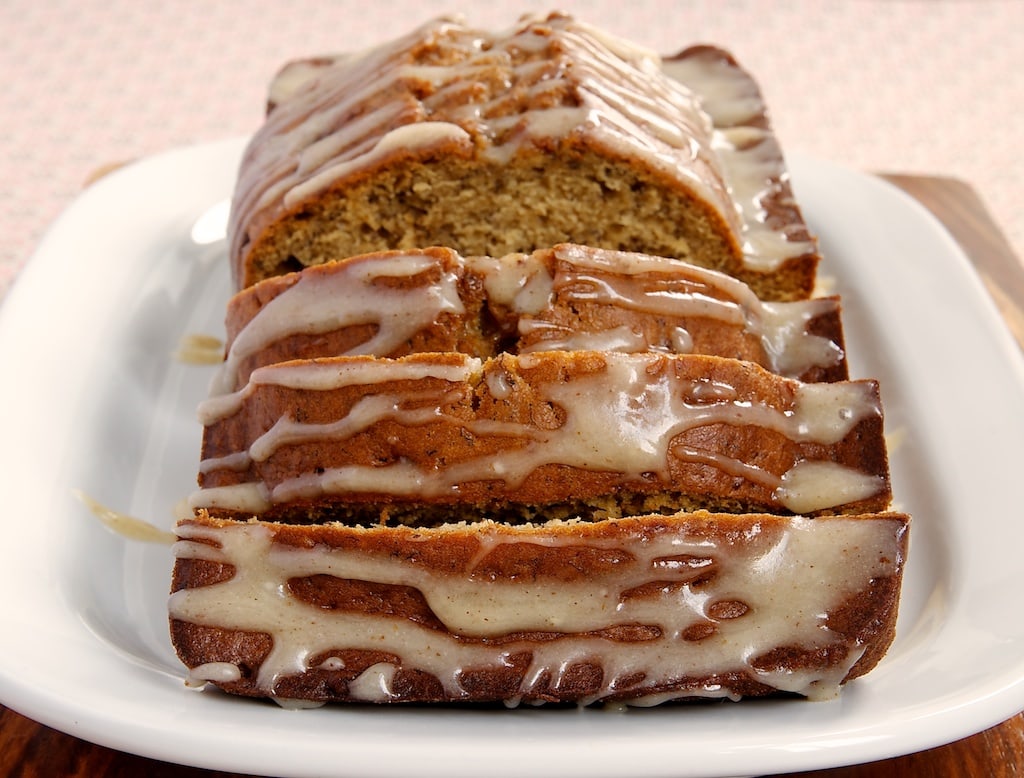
347;662;398;702
518;323;651;354
199;353;478;426
185;662;243;688
74;489;177;545
188;482;271;515
170;514;904;704
466;251;553;314
761;299;844;377
174;333;225;366
776;461;885;515
211;251;465;395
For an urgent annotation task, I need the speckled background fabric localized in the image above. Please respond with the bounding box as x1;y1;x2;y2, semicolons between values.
1;0;1021;301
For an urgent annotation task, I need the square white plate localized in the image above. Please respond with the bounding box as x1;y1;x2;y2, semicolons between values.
1;138;1023;778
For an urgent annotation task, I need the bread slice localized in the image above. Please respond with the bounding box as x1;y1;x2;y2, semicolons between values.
215;243;847;395
193;350;890;525
170;510;908;706
228;14;819;299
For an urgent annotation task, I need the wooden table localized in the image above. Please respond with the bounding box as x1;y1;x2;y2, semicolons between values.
2;174;1022;777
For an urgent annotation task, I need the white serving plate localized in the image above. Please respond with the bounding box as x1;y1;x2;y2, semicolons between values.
1;138;1023;778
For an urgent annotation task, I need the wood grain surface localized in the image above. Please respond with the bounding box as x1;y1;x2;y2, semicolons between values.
1;174;1022;777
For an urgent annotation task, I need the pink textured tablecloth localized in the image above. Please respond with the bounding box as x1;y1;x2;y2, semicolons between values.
1;0;1021;301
